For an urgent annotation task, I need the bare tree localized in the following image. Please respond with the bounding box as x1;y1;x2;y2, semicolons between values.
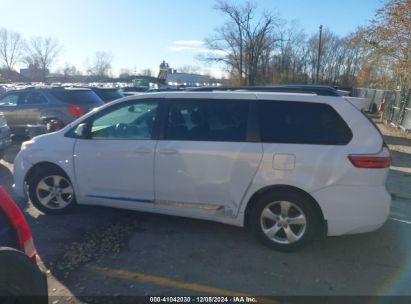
59;63;81;82
203;1;281;85
0;28;24;72
270;22;308;84
355;0;411;93
86;51;113;80
24;36;61;81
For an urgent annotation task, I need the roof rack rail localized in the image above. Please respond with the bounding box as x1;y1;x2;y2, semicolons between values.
186;85;341;96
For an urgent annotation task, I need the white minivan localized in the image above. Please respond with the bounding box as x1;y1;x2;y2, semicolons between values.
13;91;391;251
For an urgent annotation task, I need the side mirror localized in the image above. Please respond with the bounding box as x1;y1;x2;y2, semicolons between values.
74;123;87;138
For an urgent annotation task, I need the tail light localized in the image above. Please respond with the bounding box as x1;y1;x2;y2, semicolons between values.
103;99;111;104
348;143;391;169
348;156;391;168
67;104;84;118
0;187;36;261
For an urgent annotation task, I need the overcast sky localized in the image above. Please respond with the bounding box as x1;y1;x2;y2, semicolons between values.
0;0;383;77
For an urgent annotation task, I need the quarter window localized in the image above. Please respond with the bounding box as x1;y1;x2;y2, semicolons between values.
90;101;158;140
165;99;249;142
258;101;352;145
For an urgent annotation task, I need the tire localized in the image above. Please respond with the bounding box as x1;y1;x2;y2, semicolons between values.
0;247;48;304
250;191;321;251
28;166;77;215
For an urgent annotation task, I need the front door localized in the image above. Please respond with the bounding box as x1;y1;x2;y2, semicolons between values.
73;99;159;207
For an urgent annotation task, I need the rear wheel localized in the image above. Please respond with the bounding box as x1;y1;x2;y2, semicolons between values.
250;191;321;251
28;167;76;215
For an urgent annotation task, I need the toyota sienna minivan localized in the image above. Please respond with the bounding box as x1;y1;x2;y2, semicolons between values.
13;91;391;251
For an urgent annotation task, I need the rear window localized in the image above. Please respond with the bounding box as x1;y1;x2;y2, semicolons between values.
50;90;104;105
258;100;352;145
94;89;123;101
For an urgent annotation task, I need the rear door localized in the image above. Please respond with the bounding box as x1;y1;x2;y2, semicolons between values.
154;97;263;214
17;91;49;126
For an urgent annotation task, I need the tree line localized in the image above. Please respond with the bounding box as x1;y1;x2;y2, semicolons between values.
0;30;117;82
1;0;409;95
203;0;410;95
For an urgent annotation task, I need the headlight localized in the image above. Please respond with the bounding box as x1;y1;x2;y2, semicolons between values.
21;140;35;150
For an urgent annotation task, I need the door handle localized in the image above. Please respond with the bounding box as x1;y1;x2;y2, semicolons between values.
134;147;153;154
158;148;178;155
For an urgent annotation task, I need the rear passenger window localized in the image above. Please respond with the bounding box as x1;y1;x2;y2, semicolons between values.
258;101;352;145
165;99;249;142
21;92;48;105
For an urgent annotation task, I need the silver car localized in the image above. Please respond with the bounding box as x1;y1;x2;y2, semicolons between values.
0;87;104;137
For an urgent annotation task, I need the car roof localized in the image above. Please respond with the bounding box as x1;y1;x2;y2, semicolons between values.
114;91;343;106
186;84;341;96
4;87;93;93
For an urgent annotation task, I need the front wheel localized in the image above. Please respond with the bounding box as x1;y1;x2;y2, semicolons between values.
28;167;77;215
250;191;321;251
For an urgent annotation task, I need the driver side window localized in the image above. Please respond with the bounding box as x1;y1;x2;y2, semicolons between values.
91;101;158;140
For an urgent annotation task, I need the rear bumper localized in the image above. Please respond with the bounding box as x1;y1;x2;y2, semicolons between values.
311;185;391;236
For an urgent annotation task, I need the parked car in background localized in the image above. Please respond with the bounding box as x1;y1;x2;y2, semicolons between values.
0;87;104;136
13;91;391;251
121;86;150;96
82;87;124;103
0;112;12;159
121;86;148;94
0;187;47;301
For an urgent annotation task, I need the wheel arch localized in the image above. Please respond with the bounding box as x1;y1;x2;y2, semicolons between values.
25;161;70;185
244;184;326;228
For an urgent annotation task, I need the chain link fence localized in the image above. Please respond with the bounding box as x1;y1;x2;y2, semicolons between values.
353;88;411;131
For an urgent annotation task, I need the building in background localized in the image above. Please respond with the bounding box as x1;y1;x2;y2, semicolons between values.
157;60;223;87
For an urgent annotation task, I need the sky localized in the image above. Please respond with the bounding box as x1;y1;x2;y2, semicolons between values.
0;0;384;78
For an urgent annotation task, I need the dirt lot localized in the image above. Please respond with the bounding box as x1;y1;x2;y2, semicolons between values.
1;122;411;303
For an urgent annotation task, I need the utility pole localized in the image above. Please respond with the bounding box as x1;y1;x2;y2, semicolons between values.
316;25;323;84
